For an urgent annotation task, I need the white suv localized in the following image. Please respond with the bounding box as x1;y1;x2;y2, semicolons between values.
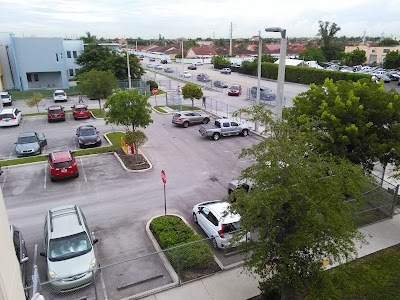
0;91;12;105
53;90;67;102
193;200;248;249
40;205;99;292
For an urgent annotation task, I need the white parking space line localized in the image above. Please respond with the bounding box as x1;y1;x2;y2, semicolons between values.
73;137;77;150
44;162;47;189
92;231;108;300
8;144;15;160
1;170;8;190
79;158;88;183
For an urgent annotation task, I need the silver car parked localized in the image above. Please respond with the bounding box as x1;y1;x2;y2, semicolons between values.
15;132;47;157
172;111;210;128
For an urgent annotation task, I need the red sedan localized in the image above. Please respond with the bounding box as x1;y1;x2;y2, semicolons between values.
71;104;91;120
228;85;242;96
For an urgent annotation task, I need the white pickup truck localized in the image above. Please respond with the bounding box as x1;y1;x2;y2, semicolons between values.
199;119;250;140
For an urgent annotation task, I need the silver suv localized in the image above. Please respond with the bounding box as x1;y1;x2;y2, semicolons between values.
40;205;99;292
172;111;210;128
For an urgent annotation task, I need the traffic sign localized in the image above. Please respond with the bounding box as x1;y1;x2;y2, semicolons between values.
161;169;166;184
152;88;158;95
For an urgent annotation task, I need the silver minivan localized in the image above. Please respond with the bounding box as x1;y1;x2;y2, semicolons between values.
40;205;99;292
172;111;210;128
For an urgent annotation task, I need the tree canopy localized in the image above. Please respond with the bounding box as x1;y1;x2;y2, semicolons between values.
77;69;118;101
287;78;400;172
76;44;143;80
317;21;343;61
341;47;366;66
182;83;203;100
377;38;400;47
229;112;373;298
383;50;400;69
299;45;327;62
104;89;152;131
25;92;44;114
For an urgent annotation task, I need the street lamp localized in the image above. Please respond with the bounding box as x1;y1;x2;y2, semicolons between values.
126;44;132;89
255;30;262;132
265;27;287;121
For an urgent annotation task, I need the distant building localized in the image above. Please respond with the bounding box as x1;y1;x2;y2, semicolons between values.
186;45;217;58
63;40;84;80
345;45;400;64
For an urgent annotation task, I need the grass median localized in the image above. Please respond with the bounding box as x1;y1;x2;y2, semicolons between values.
0;132;124;167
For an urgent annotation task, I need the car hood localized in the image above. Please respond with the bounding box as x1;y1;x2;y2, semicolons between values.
78;135;98;143
16;142;39;151
48;251;95;279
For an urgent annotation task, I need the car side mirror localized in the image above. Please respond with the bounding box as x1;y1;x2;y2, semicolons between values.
92;238;99;245
20;256;29;264
39;252;46;257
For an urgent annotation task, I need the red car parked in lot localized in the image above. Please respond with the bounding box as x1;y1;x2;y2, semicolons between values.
48;150;79;181
71;104;90;120
47;105;65;122
228;85;242;96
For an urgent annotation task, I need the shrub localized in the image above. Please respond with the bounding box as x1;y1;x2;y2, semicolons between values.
146;80;158;90
150;216;213;269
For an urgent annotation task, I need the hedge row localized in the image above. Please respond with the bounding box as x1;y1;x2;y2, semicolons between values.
217;61;371;85
150;215;213;269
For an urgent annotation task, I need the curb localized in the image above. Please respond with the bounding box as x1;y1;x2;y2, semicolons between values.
151;107;174;115
104;131;153;173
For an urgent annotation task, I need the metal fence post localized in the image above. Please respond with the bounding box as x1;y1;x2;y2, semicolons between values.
390;185;399;216
177;247;181;286
92;269;99;300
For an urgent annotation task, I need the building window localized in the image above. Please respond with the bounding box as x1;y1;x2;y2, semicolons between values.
56;53;59;62
34;74;39;81
383;49;390;53
27;74;32;82
372;49;376;53
67;51;71;58
73;51;77;58
69;69;74;76
60;52;63;60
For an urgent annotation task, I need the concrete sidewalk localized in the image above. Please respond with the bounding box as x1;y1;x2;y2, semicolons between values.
139;213;400;300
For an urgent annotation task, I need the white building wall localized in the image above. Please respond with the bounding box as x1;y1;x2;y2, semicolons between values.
0;188;25;300
63;40;84;80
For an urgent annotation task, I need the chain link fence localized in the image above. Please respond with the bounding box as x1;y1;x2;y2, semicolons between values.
117;79;150;95
26;234;246;300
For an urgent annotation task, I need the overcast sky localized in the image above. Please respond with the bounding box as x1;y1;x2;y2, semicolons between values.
1;0;400;40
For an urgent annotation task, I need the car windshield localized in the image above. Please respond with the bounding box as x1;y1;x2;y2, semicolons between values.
0;113;14;118
17;136;37;144
230;86;240;90
1;95;9;99
223;222;242;234
55;92;64;96
49;109;62;113
53;160;73;168
48;232;91;262
79;128;96;136
75;107;87;111
173;113;181;118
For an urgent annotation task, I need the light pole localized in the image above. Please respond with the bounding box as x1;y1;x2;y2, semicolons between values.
126;44;132;89
181;40;184;74
255;30;262;132
265;27;287;121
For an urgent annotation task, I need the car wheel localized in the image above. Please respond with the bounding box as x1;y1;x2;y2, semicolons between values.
242;129;249;137
50;177;55;182
74;117;77;120
74;173;79;178
62;118;66;121
212;237;218;249
212;133;220;141
183;121;189;128
193;213;198;224
203;118;210;124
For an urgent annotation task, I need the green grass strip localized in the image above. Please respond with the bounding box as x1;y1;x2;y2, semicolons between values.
154;106;167;113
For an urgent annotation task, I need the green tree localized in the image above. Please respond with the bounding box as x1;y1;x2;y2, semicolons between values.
383;50;400;69
341;47;366;66
181;83;203;108
25;92;44;114
287;78;400;175
212;55;230;69
377;38;400;46
81;32;97;44
228;114;373;299
146;80;158;90
299;45;326;62
261;54;278;63
76;45;143;80
125;130;148;160
104;89;152;131
317;21;341;61
77;69;118;111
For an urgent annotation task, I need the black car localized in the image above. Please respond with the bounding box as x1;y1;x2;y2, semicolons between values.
213;80;228;88
161;59;168;64
197;73;211;82
250;86;276;101
164;67;174;73
188;65;197;70
10;225;29;299
76;125;102;148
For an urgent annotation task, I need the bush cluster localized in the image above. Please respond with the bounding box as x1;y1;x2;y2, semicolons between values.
150;216;213;269
146;80;158;90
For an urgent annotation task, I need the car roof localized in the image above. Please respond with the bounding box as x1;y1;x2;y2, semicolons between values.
74;104;87;108
19;132;36;137
199;201;240;223
54;90;65;93
0;108;15;114
78;125;95;130
48;205;85;238
0;91;10;95
48;105;63;109
50;150;72;163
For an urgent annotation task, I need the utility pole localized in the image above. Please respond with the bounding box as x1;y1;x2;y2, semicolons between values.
126;43;132;89
229;22;233;56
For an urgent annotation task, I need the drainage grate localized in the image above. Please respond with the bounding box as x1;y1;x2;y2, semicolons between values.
210;176;219;182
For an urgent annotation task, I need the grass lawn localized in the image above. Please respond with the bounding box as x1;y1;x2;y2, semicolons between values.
168;105;201;111
90;108;107;118
305;244;400;300
104;132;125;147
154;106;167;113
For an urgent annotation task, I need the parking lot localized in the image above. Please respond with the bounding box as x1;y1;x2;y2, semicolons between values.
2;110;261;299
